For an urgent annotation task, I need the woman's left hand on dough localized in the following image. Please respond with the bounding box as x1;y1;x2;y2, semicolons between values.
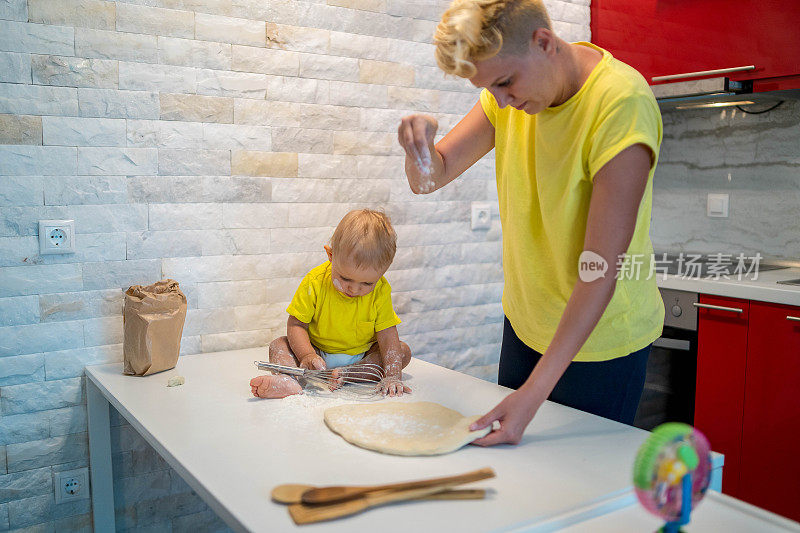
468;388;541;446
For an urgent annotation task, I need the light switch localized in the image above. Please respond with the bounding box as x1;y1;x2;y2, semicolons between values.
707;193;729;218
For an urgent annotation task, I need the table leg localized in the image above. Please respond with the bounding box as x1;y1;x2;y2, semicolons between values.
87;378;115;531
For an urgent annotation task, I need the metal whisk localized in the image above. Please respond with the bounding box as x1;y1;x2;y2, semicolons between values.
254;361;385;398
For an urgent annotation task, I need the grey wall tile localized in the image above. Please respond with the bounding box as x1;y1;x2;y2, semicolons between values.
0;378;83;415
0;321;84;357
0;468;52;505
0;412;49;446
653;101;800;260
6;433;88;473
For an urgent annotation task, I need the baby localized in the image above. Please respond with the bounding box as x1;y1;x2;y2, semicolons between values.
249;209;412;398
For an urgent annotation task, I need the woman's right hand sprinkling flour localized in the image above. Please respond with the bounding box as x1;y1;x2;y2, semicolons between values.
398;114;442;194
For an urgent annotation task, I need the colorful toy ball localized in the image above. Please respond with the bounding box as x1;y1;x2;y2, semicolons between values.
633;423;713;531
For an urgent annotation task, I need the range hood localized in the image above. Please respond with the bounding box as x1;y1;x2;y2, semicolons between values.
650;65;800;110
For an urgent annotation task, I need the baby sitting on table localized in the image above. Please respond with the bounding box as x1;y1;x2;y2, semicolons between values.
249;209;412;398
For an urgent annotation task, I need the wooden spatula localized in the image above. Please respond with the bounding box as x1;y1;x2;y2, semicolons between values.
299;466;495;504
289;484;464;525
271;484;486;505
272;485;486;504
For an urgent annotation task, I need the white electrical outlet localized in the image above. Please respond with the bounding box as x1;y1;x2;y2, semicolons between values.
471;202;492;230
54;467;90;504
39;220;76;255
707;193;729;218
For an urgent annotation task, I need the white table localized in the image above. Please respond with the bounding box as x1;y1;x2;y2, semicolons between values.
539;489;800;532
86;348;721;532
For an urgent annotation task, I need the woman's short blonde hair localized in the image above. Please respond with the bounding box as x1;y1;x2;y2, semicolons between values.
330;209;397;272
434;0;552;78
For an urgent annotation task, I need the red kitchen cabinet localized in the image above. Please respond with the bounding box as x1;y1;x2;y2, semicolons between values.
694;294;750;497
591;0;800;91
738;301;800;521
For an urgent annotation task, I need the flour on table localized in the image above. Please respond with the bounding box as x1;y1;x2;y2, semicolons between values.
261;391;358;434
323;401;491;456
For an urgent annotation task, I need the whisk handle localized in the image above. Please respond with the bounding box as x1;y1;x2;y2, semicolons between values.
254;361;306;376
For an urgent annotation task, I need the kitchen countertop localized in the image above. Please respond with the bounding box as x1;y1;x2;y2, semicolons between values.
539;490;800;532
85;348;724;532
657;266;800;306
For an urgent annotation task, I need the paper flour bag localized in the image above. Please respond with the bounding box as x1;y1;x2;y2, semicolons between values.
123;279;187;376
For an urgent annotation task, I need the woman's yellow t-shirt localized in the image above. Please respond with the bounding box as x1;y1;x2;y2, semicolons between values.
286;261;401;355
479;42;665;362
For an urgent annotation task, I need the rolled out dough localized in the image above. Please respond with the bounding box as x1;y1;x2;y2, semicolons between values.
323;401;491;456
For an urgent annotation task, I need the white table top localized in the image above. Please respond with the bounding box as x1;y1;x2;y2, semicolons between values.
542;490;800;532
85;348;684;533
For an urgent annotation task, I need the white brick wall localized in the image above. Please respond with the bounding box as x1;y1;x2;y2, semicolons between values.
0;0;590;530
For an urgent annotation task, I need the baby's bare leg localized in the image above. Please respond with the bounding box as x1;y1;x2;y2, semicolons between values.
250;337;303;398
269;336;300;366
359;343;383;372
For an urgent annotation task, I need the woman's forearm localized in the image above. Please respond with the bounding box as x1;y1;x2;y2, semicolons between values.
520;278;617;402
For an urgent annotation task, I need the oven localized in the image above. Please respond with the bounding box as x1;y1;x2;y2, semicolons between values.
634;288;698;430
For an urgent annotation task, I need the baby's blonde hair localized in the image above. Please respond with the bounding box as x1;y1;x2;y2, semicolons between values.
434;0;552;78
330;209;397;272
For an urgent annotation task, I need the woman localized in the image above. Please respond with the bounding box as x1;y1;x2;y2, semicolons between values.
397;0;664;446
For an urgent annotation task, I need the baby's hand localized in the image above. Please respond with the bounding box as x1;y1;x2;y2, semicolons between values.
298;355;341;390
381;377;411;397
327;368;344;391
298;354;326;371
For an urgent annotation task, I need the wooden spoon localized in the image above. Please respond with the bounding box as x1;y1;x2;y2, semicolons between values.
272;486;485;504
289;484;463;525
299;466;495;504
272;484;318;504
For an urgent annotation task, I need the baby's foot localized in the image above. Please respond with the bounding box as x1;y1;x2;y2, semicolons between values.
250;374;302;398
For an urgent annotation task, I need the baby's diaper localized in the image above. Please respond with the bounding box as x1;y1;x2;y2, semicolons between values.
317;349;367;368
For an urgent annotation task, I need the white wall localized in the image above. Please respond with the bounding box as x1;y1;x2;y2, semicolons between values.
0;0;590;529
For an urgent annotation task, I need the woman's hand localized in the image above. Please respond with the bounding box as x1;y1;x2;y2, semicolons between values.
469;387;543;446
398;114;440;193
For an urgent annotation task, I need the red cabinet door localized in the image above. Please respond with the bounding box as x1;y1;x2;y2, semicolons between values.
738;301;800;521
695;294;750;497
591;0;800;88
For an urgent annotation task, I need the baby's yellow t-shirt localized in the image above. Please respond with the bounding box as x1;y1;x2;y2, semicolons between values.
286;261;401;355
479;41;665;362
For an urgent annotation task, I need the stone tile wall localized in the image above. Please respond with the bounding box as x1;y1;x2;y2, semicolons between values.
0;0;590;530
653;100;800;262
